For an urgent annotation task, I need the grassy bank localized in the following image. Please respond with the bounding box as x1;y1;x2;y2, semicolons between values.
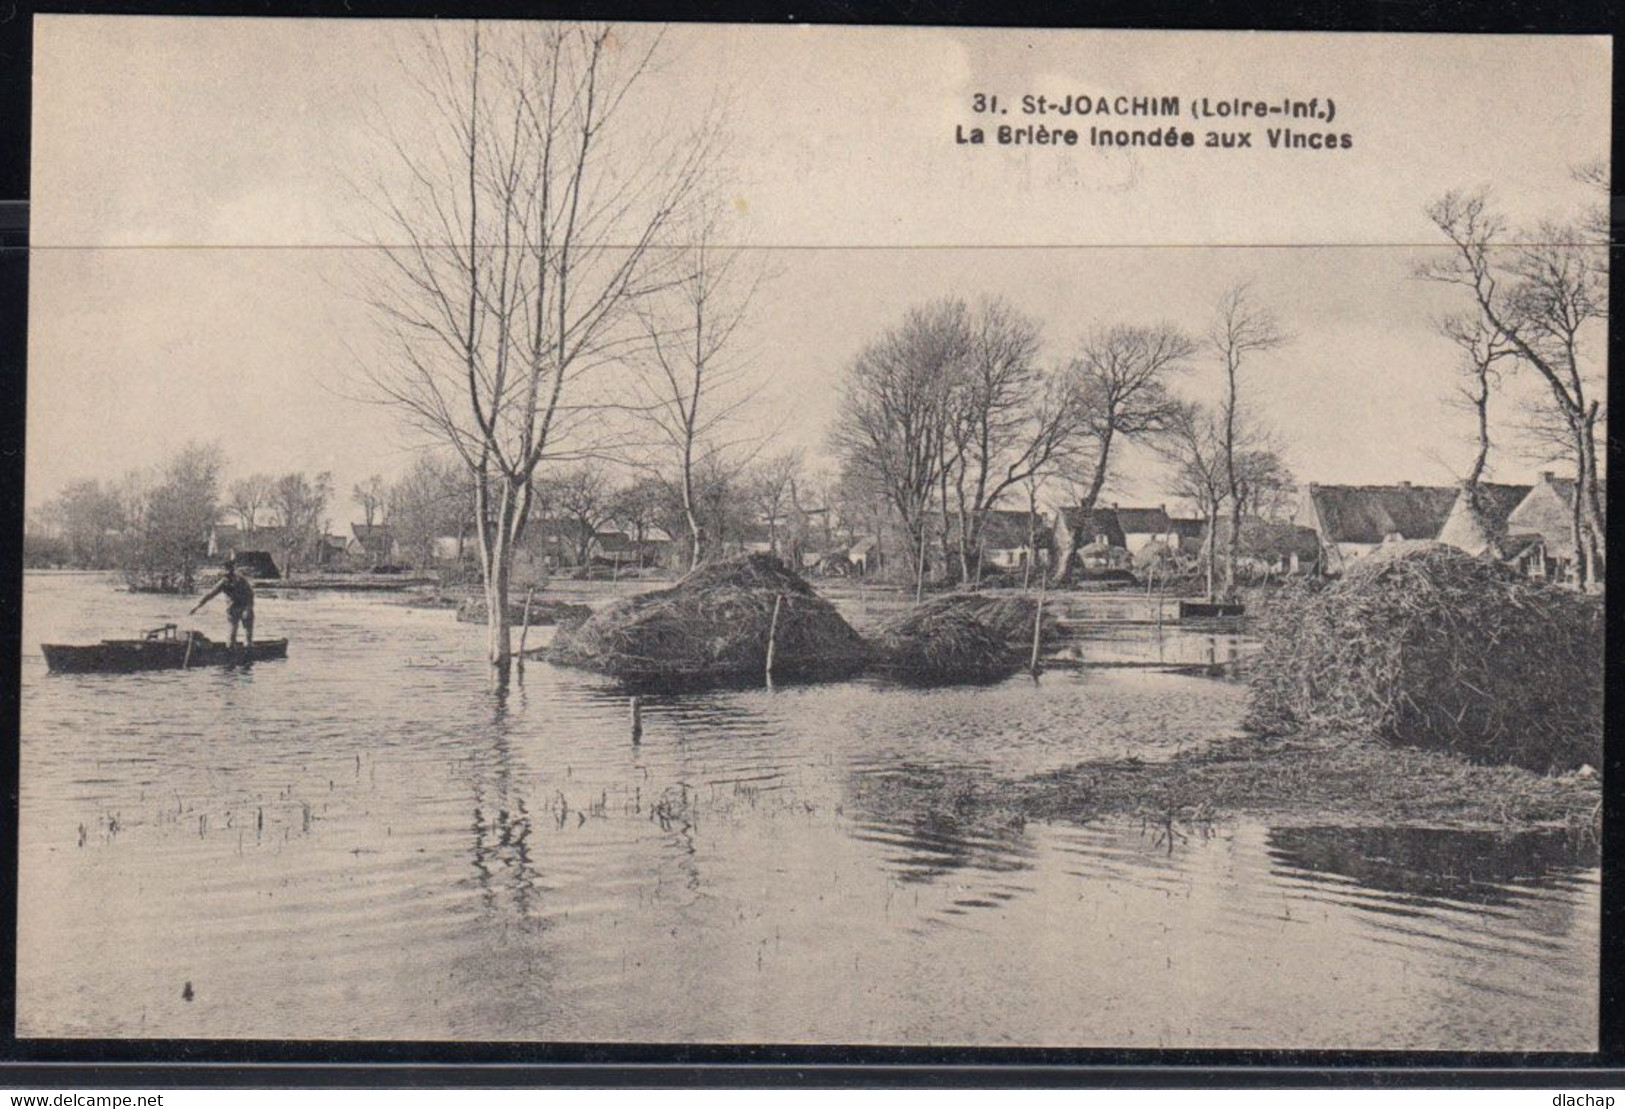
852;730;1601;838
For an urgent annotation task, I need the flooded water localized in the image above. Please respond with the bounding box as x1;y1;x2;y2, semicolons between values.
18;573;1598;1048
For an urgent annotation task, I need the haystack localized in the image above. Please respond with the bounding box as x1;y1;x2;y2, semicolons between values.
548;553;871;682
877;592;1061;680
1246;542;1602;772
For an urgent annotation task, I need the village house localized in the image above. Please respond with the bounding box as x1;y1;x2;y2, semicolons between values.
1503;471;1605;584
510;517;676;572
207;522;289;577
1434;482;1533;558
818;535;880;577
970;508;1052;571
347;523;400;567
1294;482;1458;574
1210;517;1323;578
923;509;1052;573
522;517;593;568
1168;517;1206;559
1109;505;1175;554
431;532;473;564
1052;506;1129;574
591;523;674;570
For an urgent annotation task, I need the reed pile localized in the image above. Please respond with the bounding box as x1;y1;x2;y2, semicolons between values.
876;591;1061;680
1246;542;1602;772
548;554;871;682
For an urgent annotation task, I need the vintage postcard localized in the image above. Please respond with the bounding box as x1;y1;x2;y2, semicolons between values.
20;18;1607;1048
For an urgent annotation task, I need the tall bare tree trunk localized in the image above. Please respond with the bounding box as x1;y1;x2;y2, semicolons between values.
1205;505;1219;600
1465;373;1491;489
1222;354;1242;602
1580;404;1606;583
1570;451;1589;591
1079;427;1113;516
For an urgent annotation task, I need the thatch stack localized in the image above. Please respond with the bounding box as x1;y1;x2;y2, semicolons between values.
548;554;872;682
1246;542;1602;772
876;592;1061;680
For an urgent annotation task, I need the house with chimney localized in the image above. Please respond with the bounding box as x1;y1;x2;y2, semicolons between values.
1503;471;1605;584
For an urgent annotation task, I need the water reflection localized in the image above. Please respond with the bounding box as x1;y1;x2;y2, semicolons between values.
1055;624;1255;675
843;760;1037;929
465;720;544;929
1267;825;1597;926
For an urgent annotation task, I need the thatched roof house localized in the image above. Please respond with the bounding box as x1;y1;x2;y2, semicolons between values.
1435;482;1533;557
1294;482;1457;574
939;508;1051;569
1052;505;1129;576
348;523;399;563
1213;517;1323;572
1110;505;1173;552
1503;471;1606;582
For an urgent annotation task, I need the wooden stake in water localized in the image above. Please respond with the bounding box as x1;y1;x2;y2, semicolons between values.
765;593;783;685
181;632;194;670
629;696;643;744
1029;579;1047;675
518;586;535;658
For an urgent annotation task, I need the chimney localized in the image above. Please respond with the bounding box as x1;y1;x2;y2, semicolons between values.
1398;481;1412;488
1540;470;1554;482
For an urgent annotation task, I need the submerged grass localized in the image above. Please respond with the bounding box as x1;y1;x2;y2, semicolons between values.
850;730;1601;839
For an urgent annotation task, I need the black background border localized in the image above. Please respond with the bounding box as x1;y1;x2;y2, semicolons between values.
0;0;1620;1087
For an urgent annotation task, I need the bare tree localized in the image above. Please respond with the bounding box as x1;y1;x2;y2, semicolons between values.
113;445;225;592
1157;402;1226;598
609;476;668;569
540;465;615;568
940;298;1084;583
1207;283;1288;600
50;479;126;569
352;474;388;529
227;474;276;533
746;450;803;559
1573;156;1610;244
1418;188;1607;588
390;453;473;568
628;210;763;569
1232;445;1295;523
1068;323;1198;519
830;300;970;599
359;22;712;669
269;472;334;577
1436;312;1517;490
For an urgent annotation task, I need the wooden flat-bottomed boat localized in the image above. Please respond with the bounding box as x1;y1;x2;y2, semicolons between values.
1177;600;1246;619
41;624;289;674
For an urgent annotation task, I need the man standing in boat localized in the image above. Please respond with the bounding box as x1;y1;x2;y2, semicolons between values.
190;557;255;650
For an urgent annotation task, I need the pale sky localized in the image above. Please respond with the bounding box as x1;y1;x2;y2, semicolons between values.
27;17;1611;520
